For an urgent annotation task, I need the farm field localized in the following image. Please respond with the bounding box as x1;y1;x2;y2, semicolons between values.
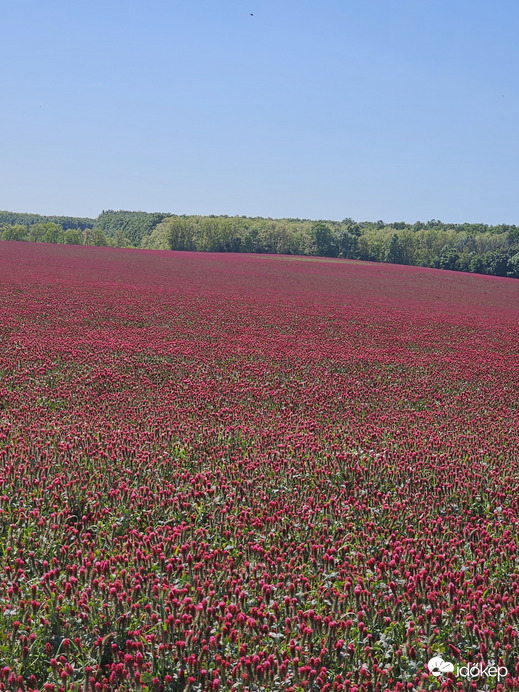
0;241;518;691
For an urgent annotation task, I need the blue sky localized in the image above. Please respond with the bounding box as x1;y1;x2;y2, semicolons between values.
1;0;518;224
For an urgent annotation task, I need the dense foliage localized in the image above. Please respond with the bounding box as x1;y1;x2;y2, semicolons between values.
0;242;518;691
96;211;170;248
1;210;519;277
0;211;94;231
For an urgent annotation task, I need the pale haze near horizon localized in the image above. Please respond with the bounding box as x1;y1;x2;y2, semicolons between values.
1;0;518;225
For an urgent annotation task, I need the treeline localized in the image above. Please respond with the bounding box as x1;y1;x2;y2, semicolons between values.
0;210;94;231
143;215;519;278
1;209;519;278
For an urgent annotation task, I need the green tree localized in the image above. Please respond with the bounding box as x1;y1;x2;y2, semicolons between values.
508;252;519;278
96;210;168;247
1;224;27;241
337;231;358;259
384;234;406;264
506;227;519;247
64;229;84;245
311;222;337;257
436;245;460;271
27;225;44;242
484;251;510;277
468;254;484;274
456;252;473;273
26;221;64;243
85;227;109;246
164;217;195;251
357;230;386;262
113;228;131;248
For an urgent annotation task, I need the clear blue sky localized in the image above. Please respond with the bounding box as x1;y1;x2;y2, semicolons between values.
1;0;518;224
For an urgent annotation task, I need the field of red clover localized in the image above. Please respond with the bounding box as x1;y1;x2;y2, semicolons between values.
0;241;518;692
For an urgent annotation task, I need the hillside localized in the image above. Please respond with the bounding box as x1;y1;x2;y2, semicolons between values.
1;209;519;277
